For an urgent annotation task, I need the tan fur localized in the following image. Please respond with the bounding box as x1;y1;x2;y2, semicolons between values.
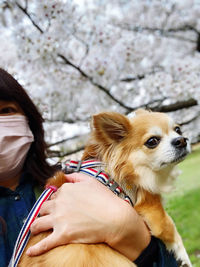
19;110;191;267
20;231;135;267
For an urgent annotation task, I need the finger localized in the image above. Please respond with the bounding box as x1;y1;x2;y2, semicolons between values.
39;200;54;216
50;191;58;200
65;172;92;183
26;231;63;256
30;216;53;235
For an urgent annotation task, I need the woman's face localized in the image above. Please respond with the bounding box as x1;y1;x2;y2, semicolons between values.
0;100;33;188
0;100;24;116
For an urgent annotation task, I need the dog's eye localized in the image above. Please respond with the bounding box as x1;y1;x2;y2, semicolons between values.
145;137;160;149
174;126;182;135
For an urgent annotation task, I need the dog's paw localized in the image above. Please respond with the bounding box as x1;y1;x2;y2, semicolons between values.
177;259;192;267
167;239;192;267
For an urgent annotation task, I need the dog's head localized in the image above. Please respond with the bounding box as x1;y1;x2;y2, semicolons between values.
85;109;190;193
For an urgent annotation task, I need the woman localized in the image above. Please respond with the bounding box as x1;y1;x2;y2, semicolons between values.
0;68;177;267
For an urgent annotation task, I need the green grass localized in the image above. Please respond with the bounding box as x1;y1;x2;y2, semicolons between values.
165;147;200;266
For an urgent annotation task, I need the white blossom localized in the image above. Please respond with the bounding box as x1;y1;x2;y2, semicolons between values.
0;0;199;155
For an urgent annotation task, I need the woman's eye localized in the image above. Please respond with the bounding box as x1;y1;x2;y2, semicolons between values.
145;136;161;149
174;126;182;135
0;107;17;115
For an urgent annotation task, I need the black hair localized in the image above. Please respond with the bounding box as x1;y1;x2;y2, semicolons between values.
0;68;57;186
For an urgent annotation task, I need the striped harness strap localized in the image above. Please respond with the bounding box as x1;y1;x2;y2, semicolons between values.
9;186;57;267
62;159;134;206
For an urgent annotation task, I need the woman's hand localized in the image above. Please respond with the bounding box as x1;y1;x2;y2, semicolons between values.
26;173;150;261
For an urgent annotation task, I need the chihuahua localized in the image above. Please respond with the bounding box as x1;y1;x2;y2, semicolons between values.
19;109;192;267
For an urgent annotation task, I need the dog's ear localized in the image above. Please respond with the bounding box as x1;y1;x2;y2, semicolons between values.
92;112;131;143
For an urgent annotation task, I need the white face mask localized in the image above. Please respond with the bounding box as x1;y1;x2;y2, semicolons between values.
0;115;34;181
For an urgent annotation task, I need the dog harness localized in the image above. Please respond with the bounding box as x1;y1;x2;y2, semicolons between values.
63;159;134;206
9;159;134;266
9;186;57;267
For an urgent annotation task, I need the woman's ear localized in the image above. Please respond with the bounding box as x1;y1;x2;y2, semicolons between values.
92;112;132;144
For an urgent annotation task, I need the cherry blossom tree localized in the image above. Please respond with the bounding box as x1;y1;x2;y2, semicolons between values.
0;0;199;157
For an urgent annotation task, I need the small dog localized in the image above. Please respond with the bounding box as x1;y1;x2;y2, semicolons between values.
19;109;192;267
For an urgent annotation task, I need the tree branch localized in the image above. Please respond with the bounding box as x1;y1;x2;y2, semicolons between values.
25;0;28;10
58;54;134;111
47;134;88;148
15;1;44;33
179;112;200;126
114;24;198;45
45;117;88;123
124;97;167;115
151;98;198;113
47;146;85;158
46;98;198;124
120;74;146;82
197;33;200;52
120;68;163;82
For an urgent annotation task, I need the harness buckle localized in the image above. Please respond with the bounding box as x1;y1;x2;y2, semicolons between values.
62;161;76;174
94;169;102;178
76;160;82;172
109;182;118;193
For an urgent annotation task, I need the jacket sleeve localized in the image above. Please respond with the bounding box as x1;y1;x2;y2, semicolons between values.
134;236;178;267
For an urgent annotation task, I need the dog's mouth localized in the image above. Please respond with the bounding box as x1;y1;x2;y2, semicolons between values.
161;150;189;167
170;153;188;164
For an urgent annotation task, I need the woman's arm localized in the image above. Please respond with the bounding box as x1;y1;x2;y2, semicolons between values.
26;173;150;261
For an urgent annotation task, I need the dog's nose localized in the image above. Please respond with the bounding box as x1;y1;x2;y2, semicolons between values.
171;137;188;148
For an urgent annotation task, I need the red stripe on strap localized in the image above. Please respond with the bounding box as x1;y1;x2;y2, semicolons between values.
14;190;52;257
